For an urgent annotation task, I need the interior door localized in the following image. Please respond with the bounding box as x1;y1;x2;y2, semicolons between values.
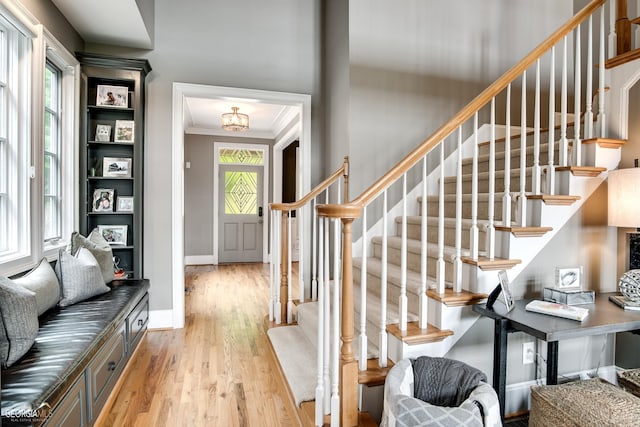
218;164;263;263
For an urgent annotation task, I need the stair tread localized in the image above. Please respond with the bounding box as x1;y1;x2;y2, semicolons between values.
354;256;436;295
494;225;553;237
582;137;626;147
426;288;488;306
460;256;521;270
359;358;394;387
386;321;454;345
443;166;536;183
395;215;490;228
371;235;471;261
555;166;607;177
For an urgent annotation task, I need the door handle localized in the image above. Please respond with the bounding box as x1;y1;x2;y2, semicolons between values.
258;207;263;217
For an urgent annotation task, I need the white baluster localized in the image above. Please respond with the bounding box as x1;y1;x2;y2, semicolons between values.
359;207;368;371
400;173;408;331
454;128;463;293
470;113;480;260
560;36;569;167
575;24;582;167
315;215;325;426
519;71;528;227
420;156;428;328
586;15;594;139
287;212;293;324
299;206;304;303
533;60;542;194
437;142;446;293
503;84;513;225
330;219;340;427
547;47;556;196
269;209;275;321
311;196;318;300
609;0;617;57
599;7;607;137
323;215;330;414
486;98;496;261
379;190;388;368
275;210;282;324
636;0;640;49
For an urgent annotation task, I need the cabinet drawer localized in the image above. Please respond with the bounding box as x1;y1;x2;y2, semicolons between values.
43;375;87;427
87;323;126;421
127;293;148;353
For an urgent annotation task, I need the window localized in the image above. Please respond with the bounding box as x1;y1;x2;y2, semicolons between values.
43;61;61;242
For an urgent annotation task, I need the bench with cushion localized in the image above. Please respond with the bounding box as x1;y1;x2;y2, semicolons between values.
1;230;150;426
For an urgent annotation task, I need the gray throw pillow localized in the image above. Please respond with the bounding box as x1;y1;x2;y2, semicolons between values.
55;247;110;307
0;276;39;367
71;229;115;284
14;258;61;316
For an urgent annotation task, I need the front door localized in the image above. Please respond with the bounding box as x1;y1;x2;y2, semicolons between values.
218;164;263;263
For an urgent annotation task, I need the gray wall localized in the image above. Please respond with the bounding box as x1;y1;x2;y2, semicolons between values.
19;0;83;53
184;134;275;257
84;0;322;311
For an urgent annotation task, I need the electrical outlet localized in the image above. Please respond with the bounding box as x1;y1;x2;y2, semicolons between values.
523;342;535;364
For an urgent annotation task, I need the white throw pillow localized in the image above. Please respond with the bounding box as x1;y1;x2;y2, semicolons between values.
55;247;110;307
14;258;60;316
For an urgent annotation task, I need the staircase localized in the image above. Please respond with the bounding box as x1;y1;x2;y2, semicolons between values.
266;0;639;425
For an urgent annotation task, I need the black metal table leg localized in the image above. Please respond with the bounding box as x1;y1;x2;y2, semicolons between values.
547;341;559;385
493;317;509;420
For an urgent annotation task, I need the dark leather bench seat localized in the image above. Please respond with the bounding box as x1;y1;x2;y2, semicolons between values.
1;280;149;420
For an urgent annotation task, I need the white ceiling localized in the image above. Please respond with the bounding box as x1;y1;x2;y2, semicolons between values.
52;0;297;139
184;98;299;139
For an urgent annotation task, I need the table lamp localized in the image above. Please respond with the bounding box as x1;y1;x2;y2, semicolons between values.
608;164;640;301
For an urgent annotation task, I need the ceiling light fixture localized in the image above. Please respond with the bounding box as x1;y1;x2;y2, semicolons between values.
221;106;249;132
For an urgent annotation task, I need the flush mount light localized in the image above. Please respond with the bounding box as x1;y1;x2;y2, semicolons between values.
221;107;249;132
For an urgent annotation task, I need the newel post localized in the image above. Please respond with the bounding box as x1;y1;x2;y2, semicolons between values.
280;210;289;323
616;0;631;54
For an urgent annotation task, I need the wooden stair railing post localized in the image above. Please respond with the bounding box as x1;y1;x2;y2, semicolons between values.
616;0;631;55
280;210;289;324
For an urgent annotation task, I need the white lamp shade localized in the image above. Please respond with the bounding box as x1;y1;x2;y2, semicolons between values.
608;168;640;228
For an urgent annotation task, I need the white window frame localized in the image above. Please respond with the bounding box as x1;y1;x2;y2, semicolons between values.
43;59;61;242
0;9;33;273
0;2;79;276
40;28;79;261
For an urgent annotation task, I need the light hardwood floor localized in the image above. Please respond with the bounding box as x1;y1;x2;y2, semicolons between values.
98;263;300;427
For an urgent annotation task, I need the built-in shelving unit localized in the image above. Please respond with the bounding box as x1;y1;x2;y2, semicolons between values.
77;53;151;279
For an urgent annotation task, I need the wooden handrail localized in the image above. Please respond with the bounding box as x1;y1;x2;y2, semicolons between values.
270;156;349;212
317;0;606;218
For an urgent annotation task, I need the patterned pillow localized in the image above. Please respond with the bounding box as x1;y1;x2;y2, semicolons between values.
55;247;110;307
71;229;114;284
14;258;60;315
0;276;39;367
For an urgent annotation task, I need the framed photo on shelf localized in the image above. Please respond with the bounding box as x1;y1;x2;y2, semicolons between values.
92;188;114;212
114;120;134;143
117;196;134;212
97;225;128;245
96;84;128;108
555;266;582;291
103;157;132;178
95;124;111;142
498;270;515;312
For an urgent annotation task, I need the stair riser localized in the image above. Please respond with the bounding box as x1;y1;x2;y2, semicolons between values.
396;221;486;248
371;242;454;282
353;267;423;315
443;174;534;195
423;199;516;222
477;128;565;157
462;150;555;174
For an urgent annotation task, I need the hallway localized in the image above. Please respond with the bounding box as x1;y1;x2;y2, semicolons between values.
99;264;299;426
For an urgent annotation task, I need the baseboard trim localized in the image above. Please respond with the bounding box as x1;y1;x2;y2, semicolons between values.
149;309;174;329
504;365;618;416
184;255;215;265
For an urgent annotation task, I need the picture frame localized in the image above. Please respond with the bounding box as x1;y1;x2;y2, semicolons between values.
116;196;134;212
102;157;132;178
96;84;128;108
95;124;111;142
92;188;114;212
556;266;582;291
498;270;515;312
97;225;128;245
114;120;134;143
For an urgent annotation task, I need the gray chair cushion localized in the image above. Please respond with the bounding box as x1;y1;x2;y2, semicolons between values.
0;276;39;367
71;229;114;284
14;258;60;315
395;395;483;427
55;247;110;307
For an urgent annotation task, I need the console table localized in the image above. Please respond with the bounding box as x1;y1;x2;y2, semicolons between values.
473;292;640;419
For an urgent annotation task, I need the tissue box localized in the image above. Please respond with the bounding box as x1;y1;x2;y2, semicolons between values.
543;287;595;305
